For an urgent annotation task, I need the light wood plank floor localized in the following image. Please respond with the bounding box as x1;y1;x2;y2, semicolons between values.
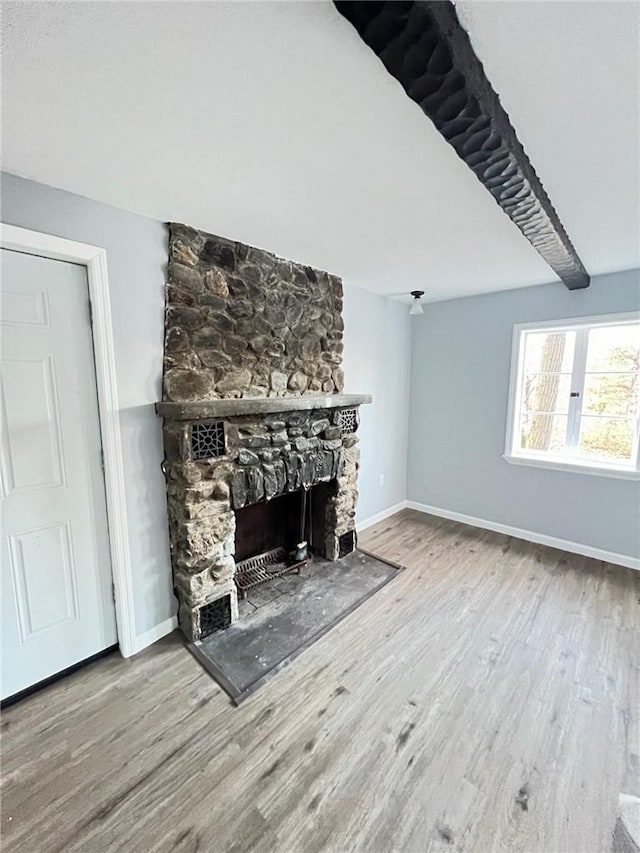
2;510;639;853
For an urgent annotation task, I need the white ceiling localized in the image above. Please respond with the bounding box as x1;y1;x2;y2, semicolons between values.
1;1;638;302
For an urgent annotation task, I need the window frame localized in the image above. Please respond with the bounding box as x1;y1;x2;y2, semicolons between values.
504;311;640;480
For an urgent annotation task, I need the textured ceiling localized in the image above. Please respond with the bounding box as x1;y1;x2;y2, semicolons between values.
1;1;638;302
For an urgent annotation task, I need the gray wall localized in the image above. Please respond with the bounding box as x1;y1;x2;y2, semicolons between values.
407;269;640;560
342;284;412;523
1;172;411;641
2;172;174;635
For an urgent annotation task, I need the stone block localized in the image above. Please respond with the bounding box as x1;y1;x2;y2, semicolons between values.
250;335;270;355
270;371;288;393
248;385;268;398
309;418;331;436
171;240;199;268
200;237;237;271
222;335;248;356
211;480;230;501
175;564;225;606
344;446;360;465
182;482;215;502
167;306;204;331
238;449;260;466
322;425;341;440
270;429;288;446
231;469;248;508
294;436;319;452
263;464;278;500
216;368;252;394
204;268;230;298
246;465;265;503
288;371;309;392
190;327;221;350
164;369;218;403
165;327;191;353
242;434;270;449
165;352;201;372
273;459;287;494
168;260;203;292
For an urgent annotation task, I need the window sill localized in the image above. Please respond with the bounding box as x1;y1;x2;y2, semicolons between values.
502;454;640;481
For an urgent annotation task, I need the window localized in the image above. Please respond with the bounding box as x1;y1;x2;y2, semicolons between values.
505;313;640;478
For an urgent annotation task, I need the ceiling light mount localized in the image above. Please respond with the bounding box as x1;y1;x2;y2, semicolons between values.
409;290;425;315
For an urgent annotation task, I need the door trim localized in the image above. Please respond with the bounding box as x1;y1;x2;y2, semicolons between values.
1;223;137;657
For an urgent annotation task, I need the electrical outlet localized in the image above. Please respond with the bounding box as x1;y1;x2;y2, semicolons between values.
379;473;385;488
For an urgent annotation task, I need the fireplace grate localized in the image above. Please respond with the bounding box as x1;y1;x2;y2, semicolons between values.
191;421;225;460
199;595;232;639
338;408;358;434
235;547;310;599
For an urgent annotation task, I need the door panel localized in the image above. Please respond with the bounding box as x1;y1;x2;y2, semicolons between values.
1;287;50;327
8;521;78;641
1;248;117;699
1;356;65;491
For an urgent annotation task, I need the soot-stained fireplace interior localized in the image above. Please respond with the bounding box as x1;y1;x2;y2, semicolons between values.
157;223;371;643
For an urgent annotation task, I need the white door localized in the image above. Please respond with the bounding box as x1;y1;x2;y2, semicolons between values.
1;248;117;700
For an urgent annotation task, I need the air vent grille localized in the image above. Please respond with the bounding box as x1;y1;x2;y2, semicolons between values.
199;595;231;639
338;409;358;435
191;421;225;460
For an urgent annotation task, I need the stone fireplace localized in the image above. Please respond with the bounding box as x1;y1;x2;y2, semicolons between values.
157;223;371;643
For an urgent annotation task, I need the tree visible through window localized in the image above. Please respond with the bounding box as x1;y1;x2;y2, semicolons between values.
507;315;640;473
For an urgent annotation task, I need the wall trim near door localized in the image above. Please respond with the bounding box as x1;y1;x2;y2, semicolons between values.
1;223;138;657
132;616;178;656
405;501;640;571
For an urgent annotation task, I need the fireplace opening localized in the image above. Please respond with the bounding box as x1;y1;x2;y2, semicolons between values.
234;480;336;563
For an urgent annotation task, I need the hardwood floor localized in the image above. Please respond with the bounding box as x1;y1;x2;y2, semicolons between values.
2;510;638;853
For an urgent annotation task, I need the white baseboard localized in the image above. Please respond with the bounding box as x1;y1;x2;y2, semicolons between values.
128;499;638;659
358;501;409;532
132;616;178;656
406;501;640;571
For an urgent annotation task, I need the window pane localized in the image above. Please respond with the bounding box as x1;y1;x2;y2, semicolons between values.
586;324;640;373
583;373;639;416
520;413;568;453
578;416;635;462
523;374;571;414
523;330;575;375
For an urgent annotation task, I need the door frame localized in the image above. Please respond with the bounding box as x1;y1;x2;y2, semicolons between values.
1;223;137;657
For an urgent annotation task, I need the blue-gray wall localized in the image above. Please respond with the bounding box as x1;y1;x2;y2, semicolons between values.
407;269;640;561
2;172;173;636
342;284;412;523
1;172;411;641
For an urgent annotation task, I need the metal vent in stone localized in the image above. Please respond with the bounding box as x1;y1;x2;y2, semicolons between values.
191;421;225;460
338;409;358;435
199;595;231;639
339;530;356;558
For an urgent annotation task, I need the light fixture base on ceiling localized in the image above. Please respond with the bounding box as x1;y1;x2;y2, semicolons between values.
409;290;425;316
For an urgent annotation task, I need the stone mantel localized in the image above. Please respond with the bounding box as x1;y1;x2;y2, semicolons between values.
156;394;372;421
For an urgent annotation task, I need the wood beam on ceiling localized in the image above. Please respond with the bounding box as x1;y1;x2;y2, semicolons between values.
334;0;590;290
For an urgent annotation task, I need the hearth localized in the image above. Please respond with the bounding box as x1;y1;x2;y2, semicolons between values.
157;222;372;644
